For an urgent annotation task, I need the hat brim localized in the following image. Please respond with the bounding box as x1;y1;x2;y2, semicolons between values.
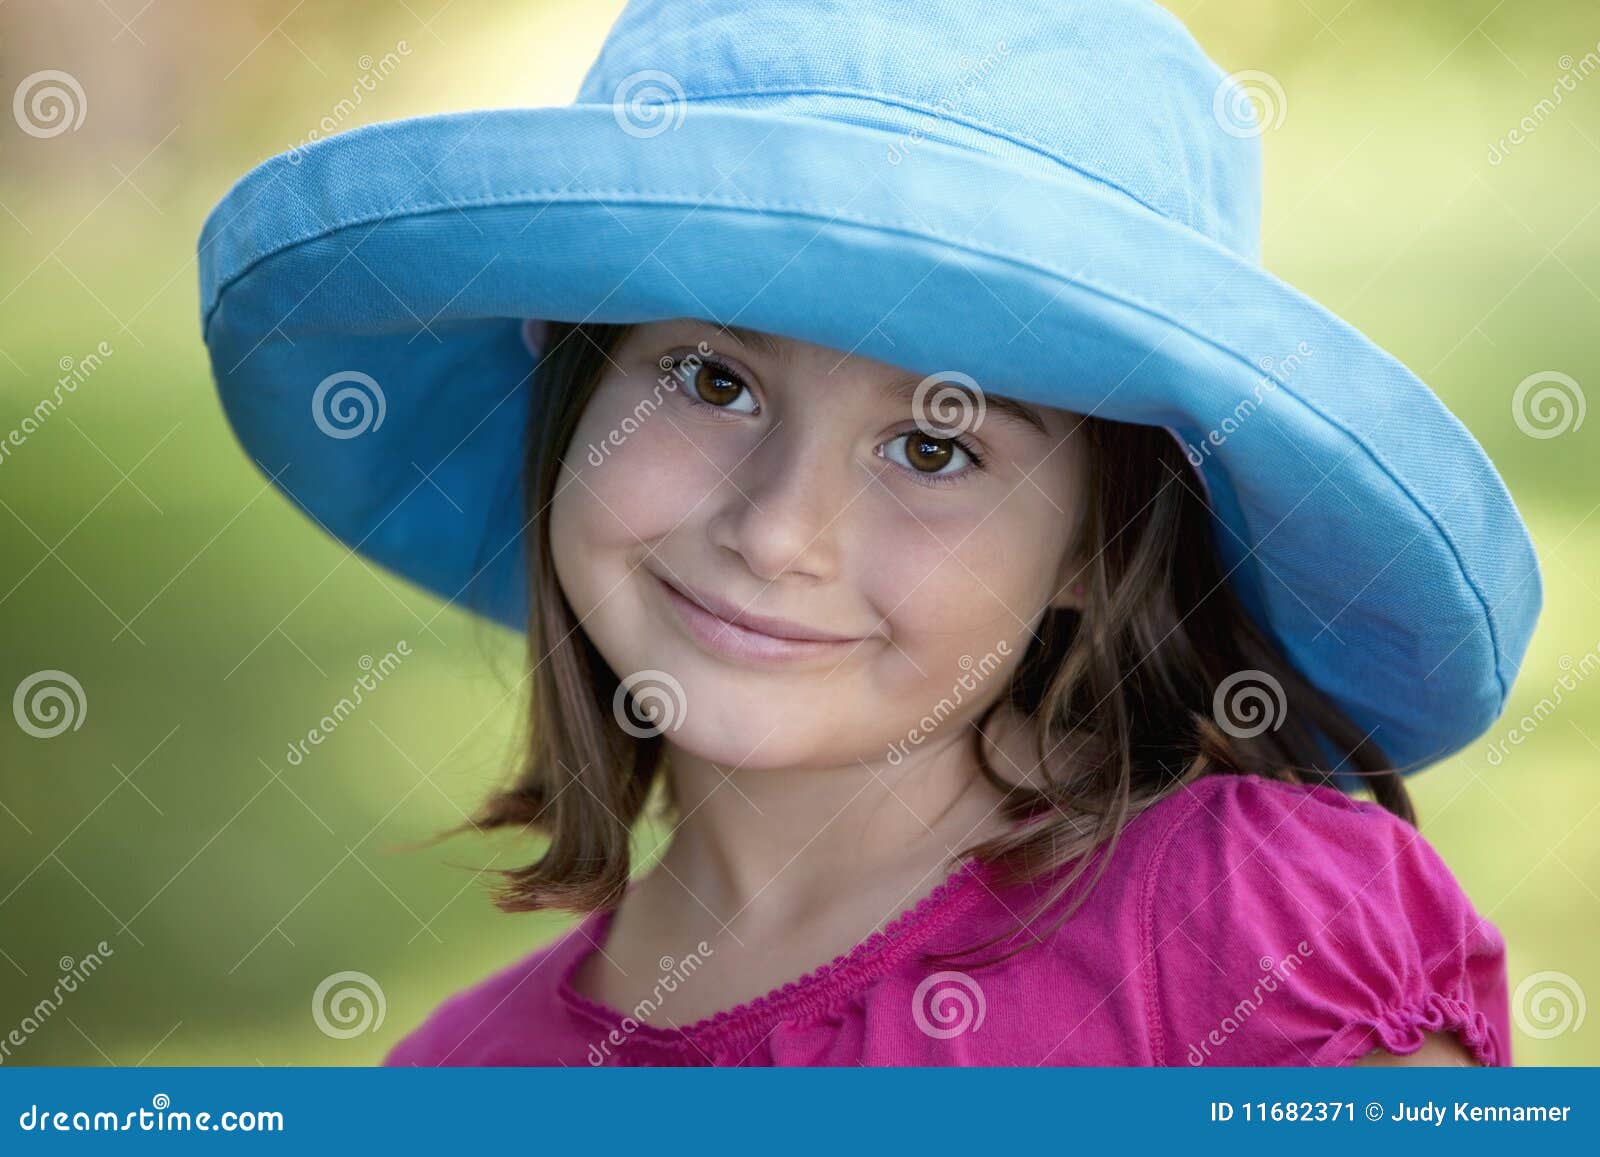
198;103;1540;775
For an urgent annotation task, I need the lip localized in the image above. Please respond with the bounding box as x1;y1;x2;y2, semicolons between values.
653;575;867;665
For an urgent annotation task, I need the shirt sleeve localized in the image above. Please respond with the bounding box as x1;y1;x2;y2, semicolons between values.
1141;775;1510;1066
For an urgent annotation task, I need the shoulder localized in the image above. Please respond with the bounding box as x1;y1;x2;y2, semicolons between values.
863;778;1359;1066
383;915;597;1066
1142;770;1440;887
1141;772;1479;930
1138;774;1510;1066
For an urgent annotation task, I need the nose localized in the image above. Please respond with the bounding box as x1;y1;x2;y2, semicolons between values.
704;421;848;584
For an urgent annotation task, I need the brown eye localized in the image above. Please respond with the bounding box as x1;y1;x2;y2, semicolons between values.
881;428;982;486
693;361;754;410
902;434;954;473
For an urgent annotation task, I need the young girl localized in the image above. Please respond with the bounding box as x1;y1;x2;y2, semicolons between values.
198;0;1541;1066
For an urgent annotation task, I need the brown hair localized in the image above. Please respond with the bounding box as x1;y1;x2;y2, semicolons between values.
451;319;1414;969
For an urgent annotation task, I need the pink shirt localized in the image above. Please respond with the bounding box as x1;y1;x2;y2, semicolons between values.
385;773;1509;1066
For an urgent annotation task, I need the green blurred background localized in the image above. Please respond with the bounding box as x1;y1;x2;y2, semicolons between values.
1;0;1595;1066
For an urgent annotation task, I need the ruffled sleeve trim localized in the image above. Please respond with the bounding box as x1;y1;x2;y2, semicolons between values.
1310;990;1500;1067
1139;774;1511;1069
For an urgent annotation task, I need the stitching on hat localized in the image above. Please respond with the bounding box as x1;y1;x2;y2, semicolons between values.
666;86;1195;234
202;192;1511;715
203;183;1227;326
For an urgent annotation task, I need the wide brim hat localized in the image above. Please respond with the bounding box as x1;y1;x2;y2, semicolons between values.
197;0;1541;780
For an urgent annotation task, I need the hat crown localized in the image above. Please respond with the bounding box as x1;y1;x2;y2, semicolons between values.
577;0;1264;259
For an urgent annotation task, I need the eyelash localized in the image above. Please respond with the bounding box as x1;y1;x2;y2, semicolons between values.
666;350;988;487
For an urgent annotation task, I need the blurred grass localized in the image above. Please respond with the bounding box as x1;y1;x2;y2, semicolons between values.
1;0;1597;1065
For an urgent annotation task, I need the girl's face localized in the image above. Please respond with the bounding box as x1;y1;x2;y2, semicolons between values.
548;318;1090;771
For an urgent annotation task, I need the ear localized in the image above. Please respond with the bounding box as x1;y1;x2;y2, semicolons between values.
1050;551;1089;612
521;318;549;358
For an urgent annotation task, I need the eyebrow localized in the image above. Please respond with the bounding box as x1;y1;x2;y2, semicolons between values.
880;375;1052;438
709;324;1051;438
715;324;784;360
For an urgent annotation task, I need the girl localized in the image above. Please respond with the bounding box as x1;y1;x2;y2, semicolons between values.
198;0;1541;1066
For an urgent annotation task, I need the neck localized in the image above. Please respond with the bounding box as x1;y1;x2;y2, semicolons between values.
647;709;1031;930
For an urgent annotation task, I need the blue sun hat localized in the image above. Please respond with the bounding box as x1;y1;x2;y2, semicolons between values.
198;0;1541;779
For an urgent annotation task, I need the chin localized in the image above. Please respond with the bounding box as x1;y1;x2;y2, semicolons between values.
659;707;858;771
660;723;792;770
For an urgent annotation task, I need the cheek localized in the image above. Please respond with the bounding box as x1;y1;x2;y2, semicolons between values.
553;380;722;551
865;494;1063;644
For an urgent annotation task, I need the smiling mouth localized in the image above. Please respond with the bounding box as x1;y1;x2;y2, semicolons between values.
652;574;869;664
